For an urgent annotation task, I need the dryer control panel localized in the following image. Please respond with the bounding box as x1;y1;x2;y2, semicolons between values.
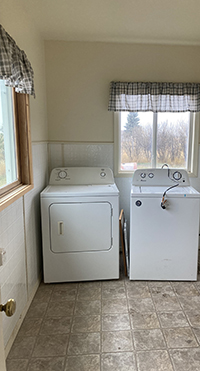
132;168;190;186
49;167;115;185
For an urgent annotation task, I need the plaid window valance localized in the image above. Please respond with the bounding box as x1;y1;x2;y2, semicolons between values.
108;81;200;112
0;25;35;97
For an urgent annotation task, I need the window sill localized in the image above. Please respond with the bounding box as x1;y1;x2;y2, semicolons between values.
0;184;34;212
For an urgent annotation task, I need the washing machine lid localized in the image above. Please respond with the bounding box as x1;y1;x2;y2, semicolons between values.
131;185;200;198
41;183;119;197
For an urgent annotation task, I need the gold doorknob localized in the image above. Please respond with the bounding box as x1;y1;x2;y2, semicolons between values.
0;299;16;317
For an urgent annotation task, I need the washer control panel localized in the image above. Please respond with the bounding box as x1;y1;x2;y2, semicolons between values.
49;167;115;185
132;168;190;186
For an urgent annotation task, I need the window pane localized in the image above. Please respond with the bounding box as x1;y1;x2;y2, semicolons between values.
0;81;17;188
157;112;190;169
120;112;153;170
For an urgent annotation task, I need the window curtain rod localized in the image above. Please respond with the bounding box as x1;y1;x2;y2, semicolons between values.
108;81;200;113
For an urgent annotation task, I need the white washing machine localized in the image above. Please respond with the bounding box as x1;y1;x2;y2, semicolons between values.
40;167;119;283
130;168;200;281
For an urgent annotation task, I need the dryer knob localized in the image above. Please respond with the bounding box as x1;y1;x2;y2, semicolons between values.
58;170;67;179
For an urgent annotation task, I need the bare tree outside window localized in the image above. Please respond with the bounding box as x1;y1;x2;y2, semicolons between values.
0;81;17;188
0;129;5;187
120;111;190;170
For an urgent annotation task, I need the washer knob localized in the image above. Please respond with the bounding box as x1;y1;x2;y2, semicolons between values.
148;173;154;178
100;172;106;177
140;172;146;179
173;171;182;181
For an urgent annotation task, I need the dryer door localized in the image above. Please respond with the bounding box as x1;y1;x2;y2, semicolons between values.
49;202;113;253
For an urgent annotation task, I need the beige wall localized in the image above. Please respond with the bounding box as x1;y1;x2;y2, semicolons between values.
1;0;48;141
45;41;200;143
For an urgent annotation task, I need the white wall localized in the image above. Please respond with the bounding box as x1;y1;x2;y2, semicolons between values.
0;1;48;354
0;144;48;352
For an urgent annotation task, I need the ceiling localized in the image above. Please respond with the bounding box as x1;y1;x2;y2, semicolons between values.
18;0;200;45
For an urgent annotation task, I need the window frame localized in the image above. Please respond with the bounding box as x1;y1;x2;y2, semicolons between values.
114;111;199;177
0;88;33;211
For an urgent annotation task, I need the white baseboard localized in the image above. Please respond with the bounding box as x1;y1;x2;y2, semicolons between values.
5;274;42;359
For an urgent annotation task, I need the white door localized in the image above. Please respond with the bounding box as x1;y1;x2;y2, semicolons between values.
0;288;7;371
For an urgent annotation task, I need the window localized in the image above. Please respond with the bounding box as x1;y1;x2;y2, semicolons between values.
0;81;19;191
114;111;199;176
109;81;200;176
0;25;35;210
0;82;33;211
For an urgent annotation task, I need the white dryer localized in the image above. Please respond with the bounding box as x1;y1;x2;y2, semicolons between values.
130;168;200;281
40;167;119;283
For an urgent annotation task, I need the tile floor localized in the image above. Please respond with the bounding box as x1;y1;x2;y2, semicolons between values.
6;262;200;371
